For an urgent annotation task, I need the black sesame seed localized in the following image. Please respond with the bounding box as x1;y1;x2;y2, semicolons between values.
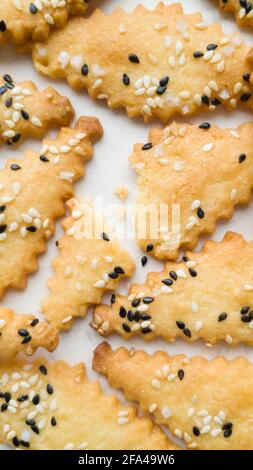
182;256;189;262
183;327;192;338
0;85;7;95
40;155;49;162
32;394;40;405
47;384;54;395
193;51;204;58
26;418;35;426
111;294;116;304
0;392;5;398
170;271;177;281
31;425;39;435
178;369;184;380
207;44;218;51
202;95;210;106
243;73;250;82
108;272;118;279
189;268;197;277
17;394;28;402
241;306;250;315
29;3;38;14
199;122;211;129
128;54;140;64
156;86;167;95
142;143;153;151
18;328;29;337
134;312;141;322
211;98;221;106
3;75;13;85
22;335;32;344
12;133;21;144
0;205;6;214
197;208;205;219
26;226;37;233
132;299;141;308
1;403;8;412
81;64;89;76
0;21;7;33
101;232;110;241
239;153;246;163
20;440;30;448
141;256;148;267
39;365;47;375
241;315;251;323
193;426;200;436
30;318;39;327
119;306;126;318
21;110;29;120
143;296;155;304
4;392;11;403
141;327;152;334
114;266;125;274
5;98;12;108
123;73;130;86
13;437;20;447
222;422;233;431
140;314;151;321
127;310;134;321
162;278;173;286
223;428;232;438
176;321;185;330
146;243;154;253
0;224;7;234
160;76;169;87
122;323;131;333
11;164;21;171
218;312;228;322
240;93;252;102
51;416;57;426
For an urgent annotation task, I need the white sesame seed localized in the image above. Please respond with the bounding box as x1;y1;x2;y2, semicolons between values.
151;379;161;390
149;403;157;413
202;143;214;152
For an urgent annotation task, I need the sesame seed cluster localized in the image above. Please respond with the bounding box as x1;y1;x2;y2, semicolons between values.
219;0;253;27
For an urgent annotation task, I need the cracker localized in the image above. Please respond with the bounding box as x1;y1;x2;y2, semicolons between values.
41;197;135;330
217;0;253;29
32;3;253;122
94;343;253;450
0;0;88;46
128;121;253;260
0;73;74;146
92;232;253;347
0;117;103;299
0;307;58;363
0;357;177;450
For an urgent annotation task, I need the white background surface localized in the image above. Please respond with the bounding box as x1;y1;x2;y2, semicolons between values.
1;0;253;449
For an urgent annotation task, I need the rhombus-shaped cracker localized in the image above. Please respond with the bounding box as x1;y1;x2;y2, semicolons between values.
94;343;253;450
216;0;253;29
0;73;74;146
0;117;103;299
92;232;253;347
41;198;135;331
0;358;177;450
33;2;253;122
0;307;58;363
129;121;253;260
0;0;88;46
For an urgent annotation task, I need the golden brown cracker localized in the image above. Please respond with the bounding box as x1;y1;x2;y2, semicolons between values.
33;3;253;122
93;343;253;450
0;117;103;299
217;0;253;29
0;74;74;146
0;307;58;363
0;357;177;450
129;121;253;259
42;197;135;331
0;0;88;46
93;232;253;347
